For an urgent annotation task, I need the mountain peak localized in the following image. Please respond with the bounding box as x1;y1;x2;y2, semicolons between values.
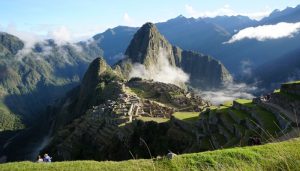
124;22;175;65
81;57;111;88
140;22;156;30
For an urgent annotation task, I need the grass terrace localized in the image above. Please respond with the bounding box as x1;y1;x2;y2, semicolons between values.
282;80;300;85
2;138;300;171
255;107;280;134
173;112;200;123
137;116;169;123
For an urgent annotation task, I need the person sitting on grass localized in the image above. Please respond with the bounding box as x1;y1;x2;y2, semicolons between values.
43;153;52;162
37;155;43;162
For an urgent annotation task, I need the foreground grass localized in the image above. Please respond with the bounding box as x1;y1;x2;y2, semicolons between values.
1;138;300;171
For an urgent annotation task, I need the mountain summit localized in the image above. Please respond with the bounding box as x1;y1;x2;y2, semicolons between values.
124;22;176;66
117;22;232;89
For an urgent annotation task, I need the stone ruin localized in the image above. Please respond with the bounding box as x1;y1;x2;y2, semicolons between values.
89;92;174;123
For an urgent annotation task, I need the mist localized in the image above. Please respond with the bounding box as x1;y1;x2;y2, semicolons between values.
198;82;257;105
129;49;189;87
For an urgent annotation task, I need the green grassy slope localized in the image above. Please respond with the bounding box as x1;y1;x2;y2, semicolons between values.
1;138;300;171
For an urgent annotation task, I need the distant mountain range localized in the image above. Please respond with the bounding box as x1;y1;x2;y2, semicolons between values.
0;32;102;131
92;5;300;89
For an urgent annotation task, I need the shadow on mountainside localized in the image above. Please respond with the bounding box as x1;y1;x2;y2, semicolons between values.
0;82;78;162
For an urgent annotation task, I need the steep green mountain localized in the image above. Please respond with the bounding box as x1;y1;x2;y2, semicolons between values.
0;34;104;162
42;56;298;161
120;23;176;68
0;32;24;56
0;32;103;131
54;57;123;129
116;22;232;89
40;56;210;161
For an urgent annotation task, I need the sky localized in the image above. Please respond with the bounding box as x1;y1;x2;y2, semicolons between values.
0;0;299;41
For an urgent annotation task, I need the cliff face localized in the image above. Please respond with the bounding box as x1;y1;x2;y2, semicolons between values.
179;50;233;89
116;22;232;89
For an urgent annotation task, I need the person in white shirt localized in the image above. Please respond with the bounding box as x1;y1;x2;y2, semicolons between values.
37;155;43;162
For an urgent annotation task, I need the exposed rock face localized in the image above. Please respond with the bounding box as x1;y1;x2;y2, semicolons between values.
116;22;232;89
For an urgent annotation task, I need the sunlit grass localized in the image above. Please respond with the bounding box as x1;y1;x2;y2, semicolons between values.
282;80;300;85
173;112;200;122
136;116;169;123
1;138;300;171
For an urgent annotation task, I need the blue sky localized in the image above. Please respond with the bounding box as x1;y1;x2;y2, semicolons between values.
0;0;299;40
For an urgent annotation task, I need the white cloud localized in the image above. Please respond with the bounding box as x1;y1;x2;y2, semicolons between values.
129;49;189;87
185;4;271;20
123;12;135;26
0;24;86;60
226;22;300;43
47;26;72;45
1;24;44;57
244;11;272;21
198;83;257;105
185;4;200;18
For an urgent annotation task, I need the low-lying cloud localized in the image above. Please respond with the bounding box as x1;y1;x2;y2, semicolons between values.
0;24;86;61
226;22;300;43
129;49;189;87
47;26;72;46
198;83;257;105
